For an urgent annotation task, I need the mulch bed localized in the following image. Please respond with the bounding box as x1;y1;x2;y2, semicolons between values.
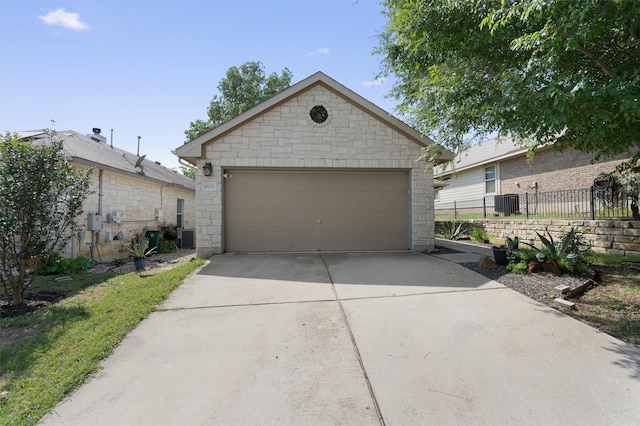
1;291;65;318
459;261;595;306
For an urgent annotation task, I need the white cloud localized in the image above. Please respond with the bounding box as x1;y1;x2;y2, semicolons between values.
361;78;385;87
38;8;89;31
306;47;330;57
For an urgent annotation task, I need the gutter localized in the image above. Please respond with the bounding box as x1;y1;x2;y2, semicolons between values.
69;157;195;192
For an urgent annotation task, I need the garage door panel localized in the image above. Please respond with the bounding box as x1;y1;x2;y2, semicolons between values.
225;170;408;252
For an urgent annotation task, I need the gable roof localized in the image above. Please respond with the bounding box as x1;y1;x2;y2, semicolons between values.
175;71;454;165
14;129;195;191
434;135;533;177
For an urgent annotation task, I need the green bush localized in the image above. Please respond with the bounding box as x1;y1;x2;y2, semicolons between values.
40;256;92;276
509;227;593;276
470;226;489;243
159;240;177;254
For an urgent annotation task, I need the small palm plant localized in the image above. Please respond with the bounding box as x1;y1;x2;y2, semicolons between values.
127;236;156;259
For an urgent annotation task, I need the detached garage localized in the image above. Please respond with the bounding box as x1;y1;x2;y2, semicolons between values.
175;72;453;256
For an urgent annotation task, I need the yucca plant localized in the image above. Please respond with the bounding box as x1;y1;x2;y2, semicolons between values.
127;236;156;259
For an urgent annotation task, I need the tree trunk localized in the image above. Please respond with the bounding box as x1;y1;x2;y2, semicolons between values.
12;284;25;305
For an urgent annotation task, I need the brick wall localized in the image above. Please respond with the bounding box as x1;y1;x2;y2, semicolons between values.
500;147;628;194
197;85;432;256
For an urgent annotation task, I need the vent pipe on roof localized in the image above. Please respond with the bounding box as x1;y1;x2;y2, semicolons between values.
88;128;107;143
137;136;141;156
110;129;113;148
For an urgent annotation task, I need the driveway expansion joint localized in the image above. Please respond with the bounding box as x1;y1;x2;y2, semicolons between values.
158;298;338;312
320;254;386;426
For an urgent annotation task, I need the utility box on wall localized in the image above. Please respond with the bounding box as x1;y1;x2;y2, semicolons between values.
88;213;103;230
155;208;164;222
106;211;123;224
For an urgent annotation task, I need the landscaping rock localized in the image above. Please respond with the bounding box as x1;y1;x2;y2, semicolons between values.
553;298;576;309
477;254;499;269
527;261;545;274
543;260;563;276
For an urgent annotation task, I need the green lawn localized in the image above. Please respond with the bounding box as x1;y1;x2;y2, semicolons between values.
0;259;205;426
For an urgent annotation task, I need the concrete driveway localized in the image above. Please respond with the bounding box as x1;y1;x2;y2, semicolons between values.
41;252;640;425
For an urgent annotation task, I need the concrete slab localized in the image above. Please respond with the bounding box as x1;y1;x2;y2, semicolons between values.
323;252;504;300
431;252;488;263
41;302;379;425
433;239;495;264
164;254;335;309
39;252;640;425
343;287;640;425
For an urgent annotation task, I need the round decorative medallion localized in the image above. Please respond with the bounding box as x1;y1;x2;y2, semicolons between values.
309;105;328;123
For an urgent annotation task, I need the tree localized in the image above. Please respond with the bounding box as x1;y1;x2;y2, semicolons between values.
376;0;640;169
0;133;92;305
185;61;293;141
179;165;196;180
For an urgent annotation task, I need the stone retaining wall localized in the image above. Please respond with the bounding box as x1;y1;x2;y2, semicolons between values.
439;219;640;256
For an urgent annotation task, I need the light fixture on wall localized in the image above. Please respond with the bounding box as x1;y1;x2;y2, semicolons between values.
202;162;213;177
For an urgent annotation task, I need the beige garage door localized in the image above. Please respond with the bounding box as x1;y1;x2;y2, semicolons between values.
225;170;409;252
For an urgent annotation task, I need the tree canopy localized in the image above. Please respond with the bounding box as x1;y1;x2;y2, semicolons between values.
185;61;293;141
376;0;640;169
0;133;92;305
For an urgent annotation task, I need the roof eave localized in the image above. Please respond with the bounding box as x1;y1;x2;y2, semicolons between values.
71;157;195;191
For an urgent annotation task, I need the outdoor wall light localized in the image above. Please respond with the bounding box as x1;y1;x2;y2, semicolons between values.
202;162;213;177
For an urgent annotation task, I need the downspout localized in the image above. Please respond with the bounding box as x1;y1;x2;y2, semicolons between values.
99;169;104;216
91;169;104;264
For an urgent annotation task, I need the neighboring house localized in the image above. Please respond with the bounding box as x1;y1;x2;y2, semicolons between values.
15;129;196;261
175;72;453;256
434;135;633;212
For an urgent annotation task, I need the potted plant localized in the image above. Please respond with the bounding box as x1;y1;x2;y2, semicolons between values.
492;245;509;265
127;236;157;270
505;236;519;250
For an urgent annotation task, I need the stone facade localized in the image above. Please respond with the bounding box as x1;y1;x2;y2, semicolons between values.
69;165;195;260
194;84;434;256
458;219;640;256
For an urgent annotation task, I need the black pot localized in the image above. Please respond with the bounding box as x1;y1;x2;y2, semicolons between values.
492;246;509;266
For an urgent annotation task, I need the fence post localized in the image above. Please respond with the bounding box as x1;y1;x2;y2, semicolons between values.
590;186;595;220
483;197;487;218
454;201;457;220
525;192;529;219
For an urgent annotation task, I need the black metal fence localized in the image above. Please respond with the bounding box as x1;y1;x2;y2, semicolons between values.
435;184;637;220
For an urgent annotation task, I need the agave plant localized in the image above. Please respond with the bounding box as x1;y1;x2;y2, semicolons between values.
521;227;584;260
127;236;157;259
437;221;468;240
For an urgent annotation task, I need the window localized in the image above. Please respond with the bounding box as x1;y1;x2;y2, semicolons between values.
485;165;496;193
177;199;184;228
434;188;440;201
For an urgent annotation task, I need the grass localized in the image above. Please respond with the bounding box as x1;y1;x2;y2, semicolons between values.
565;253;640;347
0;259;205;426
585;252;640;265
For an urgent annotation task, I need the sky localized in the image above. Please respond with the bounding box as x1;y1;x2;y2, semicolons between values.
0;0;398;172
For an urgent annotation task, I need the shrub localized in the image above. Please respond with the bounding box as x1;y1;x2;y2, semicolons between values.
40;256;92;276
470;226;489;243
514;227;593;276
159;240;177;254
437;221;468;240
